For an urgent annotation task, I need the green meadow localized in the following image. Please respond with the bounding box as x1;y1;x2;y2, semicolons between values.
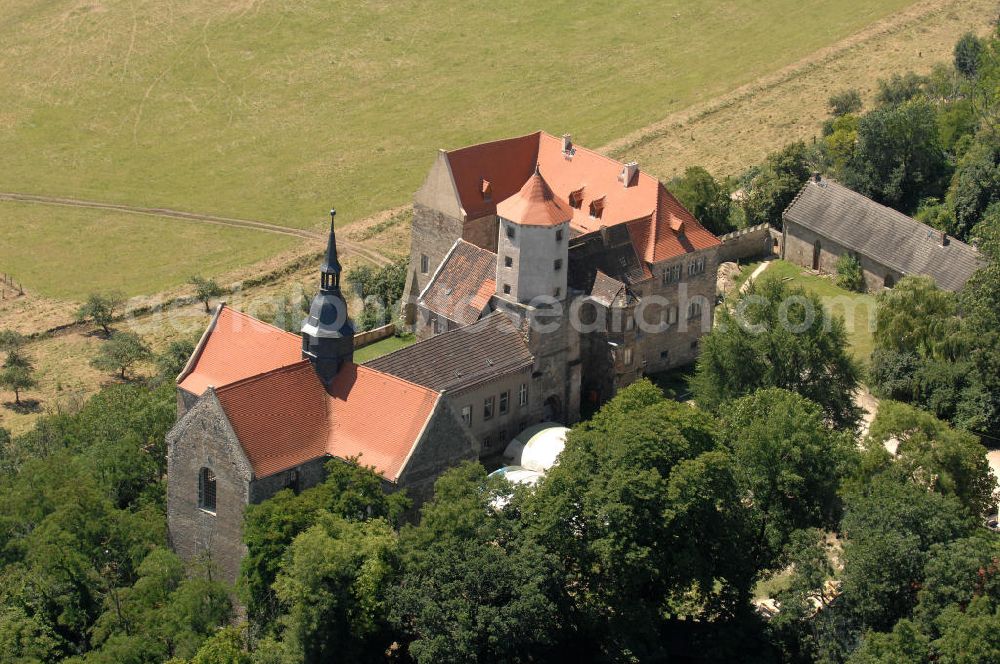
0;0;918;298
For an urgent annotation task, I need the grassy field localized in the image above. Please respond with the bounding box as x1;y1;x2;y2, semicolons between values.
0;200;295;299
739;260;877;363
0;0;927;299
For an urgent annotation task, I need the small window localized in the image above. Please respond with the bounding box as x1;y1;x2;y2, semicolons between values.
663;264;682;285
688;302;702;320
461;405;472;426
556;228;564;241
420;254;429;274
660;350;670;361
499;390;510;415
504;256;513;268
481;178;492;201
519;383;528;406
554;287;561;297
554;259;562;271
690;339;699;351
434;317;446;334
623;347;633;366
688;257;706;276
625;314;635;331
506;225;515;239
198;467;217;513
484;435;493;450
499;428;508;444
484;396;495;420
287;469;300;494
503;284;511;295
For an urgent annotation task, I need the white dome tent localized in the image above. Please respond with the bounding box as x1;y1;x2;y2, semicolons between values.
487;423;569;498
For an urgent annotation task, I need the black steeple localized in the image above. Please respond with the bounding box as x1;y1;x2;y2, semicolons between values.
302;209;354;385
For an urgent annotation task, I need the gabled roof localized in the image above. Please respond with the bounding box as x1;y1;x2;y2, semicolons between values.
496;170;573;227
419;239;497;326
589;271;630;308
784;178;983;291
439;130;719;268
178;305;302;396
214;360;440;481
367;311;533;393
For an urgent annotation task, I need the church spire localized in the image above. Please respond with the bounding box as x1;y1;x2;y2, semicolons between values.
302;208;354;385
320;208;342;290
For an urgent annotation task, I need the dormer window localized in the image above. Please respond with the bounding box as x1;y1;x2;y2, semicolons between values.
589;198;605;219
569;189;584;209
481;179;492;202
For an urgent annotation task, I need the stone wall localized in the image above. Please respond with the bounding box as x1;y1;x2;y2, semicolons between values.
403;203;464;315
446;365;538;459
396;399;478;506
353;323;396;349
783;221;899;292
166;391;253;585
717;223;781;263
463;214;499;253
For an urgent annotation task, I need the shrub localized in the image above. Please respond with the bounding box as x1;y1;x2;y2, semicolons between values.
835;253;866;292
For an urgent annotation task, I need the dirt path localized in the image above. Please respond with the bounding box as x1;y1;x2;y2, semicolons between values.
0;191;391;267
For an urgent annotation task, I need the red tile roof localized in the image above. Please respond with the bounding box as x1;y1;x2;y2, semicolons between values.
443;131;720;269
496;171;573;227
419;239;497;326
215;360;440;481
178;305;302;396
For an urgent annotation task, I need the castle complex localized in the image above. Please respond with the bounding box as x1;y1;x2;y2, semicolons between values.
166;131;721;582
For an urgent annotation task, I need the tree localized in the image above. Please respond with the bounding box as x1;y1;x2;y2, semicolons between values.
947;138;1000;240
864;400;996;518
721;389;858;569
269;514;399;663
90;331;151;380
0;362;36;405
346;258;407;331
189;276;224;314
829;89;863;116
692;276;862;429
874;72;927;107
524;382;752;658
835;253;866;292
76;292;124;336
741;142;814;228
872;276;959;359
393;464;562;664
954;32;984;79
669;166;734;235
154;339;195;381
844;99;949;213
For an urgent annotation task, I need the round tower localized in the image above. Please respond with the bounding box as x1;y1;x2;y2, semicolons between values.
302;209;354;385
495;167;571;304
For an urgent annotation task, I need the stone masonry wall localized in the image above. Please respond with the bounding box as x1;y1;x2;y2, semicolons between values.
166;391;253;585
717;223;781;263
783;221;899;292
403;203;464;313
395;400;478;506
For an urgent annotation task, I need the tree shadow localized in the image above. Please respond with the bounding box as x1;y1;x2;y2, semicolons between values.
3;399;41;414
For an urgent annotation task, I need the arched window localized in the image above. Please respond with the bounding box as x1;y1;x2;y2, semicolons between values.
199;467;217;513
688;301;703;321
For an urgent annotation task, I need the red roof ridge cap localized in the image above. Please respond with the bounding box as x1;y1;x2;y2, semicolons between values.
445;130;543;157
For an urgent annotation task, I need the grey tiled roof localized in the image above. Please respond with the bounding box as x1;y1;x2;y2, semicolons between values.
784;178;983;291
366;311;533;393
419;240;497;326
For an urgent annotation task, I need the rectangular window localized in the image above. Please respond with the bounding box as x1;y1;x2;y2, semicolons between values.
506;225;515;239
554;287;561;297
625;314;635;331
623;347;633;366
484;435;493;450
198;467;217;513
287;469;300;494
660;350;670;361
519;383;528;406
484;396;494;420
687;257;706;276
420;254;429;274
688;301;703;320
554;259;562;271
663;264;682;284
503;284;511;295
499;390;510;415
556;228;564;241
461;405;472;426
504;255;513;267
499;428;508;445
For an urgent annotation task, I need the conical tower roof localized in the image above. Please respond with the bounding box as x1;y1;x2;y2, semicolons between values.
496;167;572;227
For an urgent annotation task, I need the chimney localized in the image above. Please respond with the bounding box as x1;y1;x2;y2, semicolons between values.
812;171;821;183
621;161;639;187
562;133;573;153
940;230;949;246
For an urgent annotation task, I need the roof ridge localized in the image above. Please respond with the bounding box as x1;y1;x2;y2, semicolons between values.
446;130;543;156
538;130;658;189
215;359;312;394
